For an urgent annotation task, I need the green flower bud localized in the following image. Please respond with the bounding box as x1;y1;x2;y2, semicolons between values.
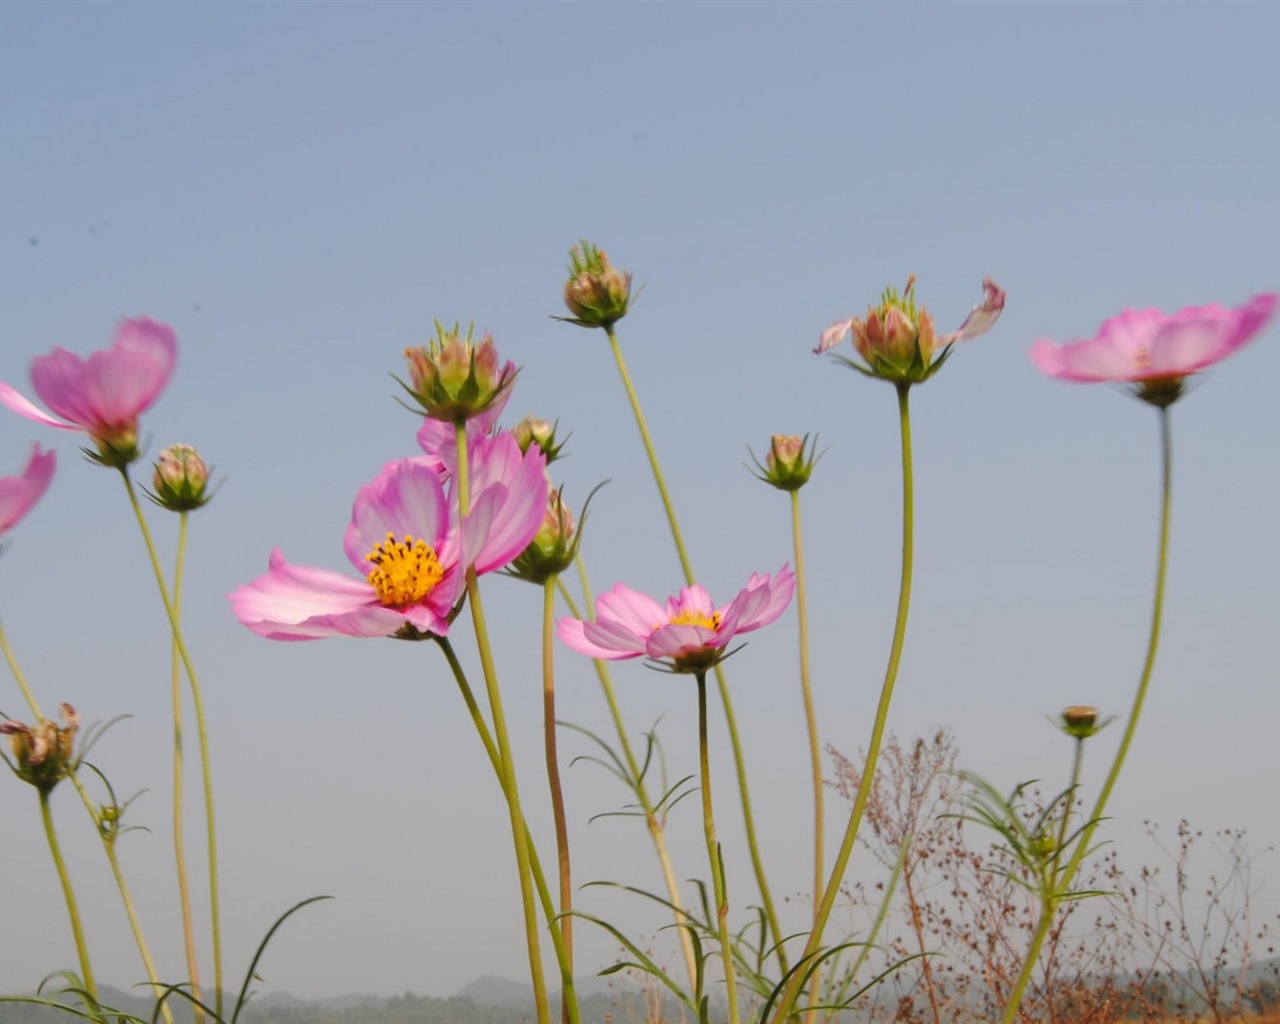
151;444;212;511
561;242;632;329
400;322;517;423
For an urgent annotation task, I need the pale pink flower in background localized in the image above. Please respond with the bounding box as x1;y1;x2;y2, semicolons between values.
557;566;795;673
0;318;176;463
0;445;56;535
1030;293;1277;385
231;444;546;641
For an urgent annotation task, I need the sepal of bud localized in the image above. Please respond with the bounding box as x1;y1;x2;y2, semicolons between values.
511;416;568;463
148;443;213;511
398;322;518;424
558;242;632;330
747;434;821;492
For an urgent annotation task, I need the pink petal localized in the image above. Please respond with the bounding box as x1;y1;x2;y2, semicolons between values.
595;583;667;638
0;444;56;533
30;318;176;429
666;584;714;621
0;382;77;430
815;318;853;355
229;549;409;641
724;564;796;634
467;437;548;574
939;278;1006;345
645;622;722;660
556;617;644;660
343;459;451;574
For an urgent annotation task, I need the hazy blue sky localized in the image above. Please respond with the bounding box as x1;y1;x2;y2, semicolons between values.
2;0;1278;1003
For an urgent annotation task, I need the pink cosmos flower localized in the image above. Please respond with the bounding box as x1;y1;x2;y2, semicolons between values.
557;566;796;673
230;438;546;641
1030;294;1277;402
0;444;56;535
0;318;176;465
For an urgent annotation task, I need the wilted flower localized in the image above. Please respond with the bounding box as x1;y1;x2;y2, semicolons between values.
150;443;211;512
557;566;795;673
1030;293;1277;408
230;437;546;641
0;317;177;467
0;704;79;793
748;434;818;492
818;277;1005;384
561;242;632;329
0;444;56;536
399;323;517;424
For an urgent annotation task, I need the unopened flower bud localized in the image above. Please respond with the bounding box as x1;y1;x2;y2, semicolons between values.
400;322;517;424
0;703;79;793
748;434;819;492
818;276;1005;385
151;444;211;511
561;242;632;329
511;416;567;462
1058;705;1111;740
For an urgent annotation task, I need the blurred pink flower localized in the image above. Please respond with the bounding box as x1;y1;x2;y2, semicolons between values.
0;318;176;464
0;444;55;535
231;439;546;641
1030;293;1276;403
557;566;795;673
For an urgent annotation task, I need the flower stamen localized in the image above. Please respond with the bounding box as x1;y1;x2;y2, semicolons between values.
664;610;721;631
366;532;445;607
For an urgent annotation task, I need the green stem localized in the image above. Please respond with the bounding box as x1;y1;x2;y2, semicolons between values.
40;789;99;1009
454;425;550;1024
437;638;577;1024
562;565;699;993
789;489;823;1024
118;474;222;1018
1;625;172;1023
696;670;739;1024
0;621;43;720
542;577;574;1024
171;512;205;1024
605;326;785;971
771;381;916;1024
1001;406;1173;1024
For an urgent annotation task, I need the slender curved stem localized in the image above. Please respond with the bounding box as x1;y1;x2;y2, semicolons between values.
40;789;98;1008
170;512;205;1023
454;425;550;1024
789;489;823;1023
697;670;739;1024
561;565;699;992
771;381;916;1024
542;576;574;1024
605;326;785;970
0;622;43;720
1;625;172;1023
437;637;577;1024
118;473;222;1017
1001;406;1173;1024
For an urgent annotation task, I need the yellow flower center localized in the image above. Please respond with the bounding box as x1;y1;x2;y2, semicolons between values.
365;532;445;607
663;609;721;631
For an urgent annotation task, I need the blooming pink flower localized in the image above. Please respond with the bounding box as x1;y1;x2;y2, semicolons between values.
0;318;176;465
230;440;546;642
1030;294;1277;403
0;444;55;535
557;566;795;673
